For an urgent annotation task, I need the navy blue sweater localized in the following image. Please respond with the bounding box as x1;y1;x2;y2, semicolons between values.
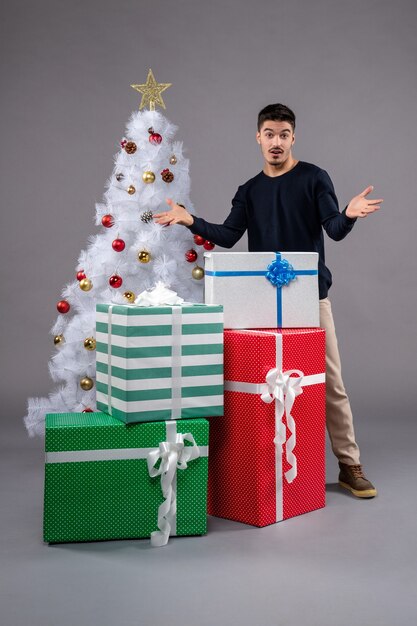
188;161;357;299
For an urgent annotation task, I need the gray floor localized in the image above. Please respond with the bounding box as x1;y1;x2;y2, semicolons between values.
1;408;416;626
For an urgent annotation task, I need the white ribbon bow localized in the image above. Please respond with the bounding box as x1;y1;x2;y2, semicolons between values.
147;433;200;547
260;368;304;483
135;281;184;306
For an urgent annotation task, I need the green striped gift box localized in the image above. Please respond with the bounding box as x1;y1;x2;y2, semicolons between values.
44;413;209;543
96;303;224;424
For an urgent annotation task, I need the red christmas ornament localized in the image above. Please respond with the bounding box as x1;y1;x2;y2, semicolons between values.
148;127;163;145
150;133;162;145
185;249;198;263
57;300;70;314
76;270;86;281
112;238;125;252
203;240;215;251
120;139;127;148
109;274;123;288
193;235;205;246
102;214;114;228
82;408;94;413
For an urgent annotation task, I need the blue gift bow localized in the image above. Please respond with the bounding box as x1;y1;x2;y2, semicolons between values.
205;253;318;326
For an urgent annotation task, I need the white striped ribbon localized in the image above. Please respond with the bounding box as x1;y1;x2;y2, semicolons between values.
146;421;202;547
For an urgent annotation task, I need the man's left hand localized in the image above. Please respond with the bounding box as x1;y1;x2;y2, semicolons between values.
346;185;383;219
153;199;194;226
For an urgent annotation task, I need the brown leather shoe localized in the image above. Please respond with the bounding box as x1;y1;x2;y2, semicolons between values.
338;462;377;498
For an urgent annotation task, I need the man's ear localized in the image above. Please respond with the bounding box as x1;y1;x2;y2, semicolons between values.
292;133;295;145
256;131;261;144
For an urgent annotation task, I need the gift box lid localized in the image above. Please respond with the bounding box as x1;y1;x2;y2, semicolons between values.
224;328;326;383
96;303;223;316
45;413;209;453
204;251;318;272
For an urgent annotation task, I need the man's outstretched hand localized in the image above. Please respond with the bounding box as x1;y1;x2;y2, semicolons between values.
346;186;383;219
153;199;194;226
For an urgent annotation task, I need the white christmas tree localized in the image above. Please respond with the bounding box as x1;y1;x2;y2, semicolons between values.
25;70;208;437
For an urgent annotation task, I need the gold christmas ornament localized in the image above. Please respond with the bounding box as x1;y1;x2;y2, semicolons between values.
142;171;155;184
123;290;136;303
79;277;93;291
138;250;151;263
83;337;96;351
80;376;94;391
124;141;137;154
192;265;205;280
53;334;64;346
169;155;177;165
131;68;172;111
127;184;136;195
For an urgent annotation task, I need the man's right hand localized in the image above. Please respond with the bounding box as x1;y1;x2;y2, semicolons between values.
153;198;194;227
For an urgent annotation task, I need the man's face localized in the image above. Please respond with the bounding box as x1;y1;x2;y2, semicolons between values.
256;120;295;167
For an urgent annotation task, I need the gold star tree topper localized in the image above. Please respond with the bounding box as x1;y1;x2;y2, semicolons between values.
131;69;172;111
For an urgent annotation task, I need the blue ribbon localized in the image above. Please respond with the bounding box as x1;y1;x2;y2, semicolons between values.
205;253;318;327
265;255;296;287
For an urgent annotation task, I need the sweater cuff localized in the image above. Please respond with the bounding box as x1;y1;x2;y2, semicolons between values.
186;215;203;234
342;206;357;224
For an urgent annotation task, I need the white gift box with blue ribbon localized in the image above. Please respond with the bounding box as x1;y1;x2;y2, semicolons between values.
204;251;319;329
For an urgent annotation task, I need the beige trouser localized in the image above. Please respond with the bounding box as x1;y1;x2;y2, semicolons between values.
319;298;360;465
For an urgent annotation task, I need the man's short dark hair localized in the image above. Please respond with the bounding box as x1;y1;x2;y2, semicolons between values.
257;104;296;132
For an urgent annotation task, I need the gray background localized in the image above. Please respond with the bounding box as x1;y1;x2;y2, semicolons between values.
1;1;416;625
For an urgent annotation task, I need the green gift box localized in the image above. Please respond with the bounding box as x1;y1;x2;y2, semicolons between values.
44;413;209;545
96;303;223;424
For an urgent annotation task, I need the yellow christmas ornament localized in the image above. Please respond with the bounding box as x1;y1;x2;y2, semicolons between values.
53;334;64;346
138;250;151;263
79;278;93;291
142;171;155;184
83;337;96;351
124;290;136;303
80;376;94;391
192;266;205;280
127;185;136;195
131;69;172;111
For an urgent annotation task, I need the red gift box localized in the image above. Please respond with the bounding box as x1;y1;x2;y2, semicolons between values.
208;328;326;527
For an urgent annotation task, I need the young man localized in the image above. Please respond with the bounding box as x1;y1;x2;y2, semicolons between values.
154;103;382;498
